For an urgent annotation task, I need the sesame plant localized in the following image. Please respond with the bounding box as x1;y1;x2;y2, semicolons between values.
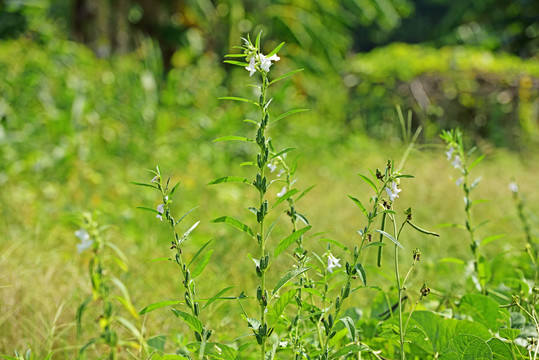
211;33;315;359
133;167;236;359
75;212;146;360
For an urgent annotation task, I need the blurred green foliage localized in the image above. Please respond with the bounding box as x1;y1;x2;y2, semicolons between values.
346;43;539;147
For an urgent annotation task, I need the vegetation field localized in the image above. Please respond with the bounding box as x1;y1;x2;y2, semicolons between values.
1;1;539;359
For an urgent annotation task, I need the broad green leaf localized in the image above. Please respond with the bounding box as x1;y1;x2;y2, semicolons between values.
153;354;188;360
347;195;367;216
270;109;309;124
275;226;312;256
355;263;367;286
269;69;304;85
147;335;166;352
188;239;213;268
272;188;299;208
207;176;251;185
499;328;520;341
459;294;507;331
191;249;213;278
211;216;254;238
358;173;378;193
212;136;252;143
272;267;309;296
330;344;368;359
372;229;403;248
203;286;236;310
171;309;203;333
269;289;297;323
441;334;492;360
487;338;512;360
139;300;181;315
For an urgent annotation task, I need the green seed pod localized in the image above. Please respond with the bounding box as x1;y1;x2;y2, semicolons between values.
194;302;199;316
184;292;192;307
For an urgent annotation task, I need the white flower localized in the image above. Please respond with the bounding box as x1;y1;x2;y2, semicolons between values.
277;186;287;197
75;229;93;253
385;181;401;202
509;182;518;193
267;163;277;173
156;204;165;221
446;147;454;160
455;177;464;186
245;56;256;77
451;155;462;170
259;53;280;72
277;169;285;177
151;175;159;183
327;253;341;273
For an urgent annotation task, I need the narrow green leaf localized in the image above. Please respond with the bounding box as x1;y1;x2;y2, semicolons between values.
224;53;246;58
269;69;304;85
271;147;296;159
340;317;356;341
272;267;309;296
202;286;236;310
212;136;253;143
469;154;485;171
272;189;299;208
481;234;506;246
130;181;158;189
275;226;312;257
270;108;309;124
211;216;254;238
319;238;349;253
207;176;251;185
139;300;181;315
267;42;284;57
355;263;367;286
136;206;161;215
361;241;386;251
171;309;203;333
296;185;315;202
188;239;214;268
178;221;200;246
191;249;213;278
176;206;198;226
169;181;181;197
116;316;143;340
218;96;258;106
223;60;248;66
348;195;367;216
358;173;378;193
372;229;403;248
255;31;262;50
407;221;440;237
265;214;282;240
